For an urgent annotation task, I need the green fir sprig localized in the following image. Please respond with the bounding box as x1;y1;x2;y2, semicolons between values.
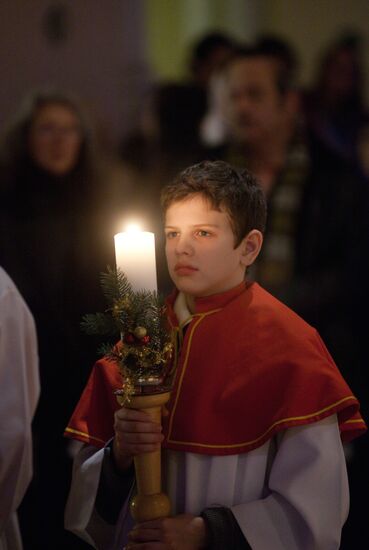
81;267;174;402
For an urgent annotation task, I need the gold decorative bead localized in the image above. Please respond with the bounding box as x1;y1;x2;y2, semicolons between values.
134;326;147;339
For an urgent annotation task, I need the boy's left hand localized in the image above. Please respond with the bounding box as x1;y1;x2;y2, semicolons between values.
126;514;208;549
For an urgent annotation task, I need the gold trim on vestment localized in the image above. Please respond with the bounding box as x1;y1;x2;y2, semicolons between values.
166;314;360;450
167;395;359;449
64;426;106;444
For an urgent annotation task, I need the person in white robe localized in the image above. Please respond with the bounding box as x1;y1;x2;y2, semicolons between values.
0;266;40;550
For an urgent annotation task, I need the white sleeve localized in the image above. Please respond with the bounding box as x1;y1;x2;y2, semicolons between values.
0;277;40;530
232;415;349;550
65;444;106;548
65;443;134;550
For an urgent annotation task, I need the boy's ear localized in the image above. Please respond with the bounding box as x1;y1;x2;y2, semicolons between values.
239;230;263;267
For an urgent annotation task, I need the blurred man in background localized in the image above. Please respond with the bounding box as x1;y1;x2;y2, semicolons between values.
209;44;369;548
211;44;368;378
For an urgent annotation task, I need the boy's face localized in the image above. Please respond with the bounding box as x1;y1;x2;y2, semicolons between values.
165;194;258;298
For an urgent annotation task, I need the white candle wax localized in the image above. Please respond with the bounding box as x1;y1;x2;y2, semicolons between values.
114;231;157;292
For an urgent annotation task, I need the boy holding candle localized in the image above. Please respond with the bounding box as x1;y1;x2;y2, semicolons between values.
65;161;366;549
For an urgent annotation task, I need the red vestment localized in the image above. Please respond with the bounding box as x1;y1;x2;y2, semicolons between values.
64;282;366;454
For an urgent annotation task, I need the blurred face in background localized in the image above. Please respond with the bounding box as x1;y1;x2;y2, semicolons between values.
28;102;83;176
226;57;290;148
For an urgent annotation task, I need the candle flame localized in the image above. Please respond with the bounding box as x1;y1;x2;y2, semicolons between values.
125;222;141;233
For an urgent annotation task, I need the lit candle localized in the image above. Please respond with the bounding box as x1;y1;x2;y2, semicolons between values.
114;226;157;292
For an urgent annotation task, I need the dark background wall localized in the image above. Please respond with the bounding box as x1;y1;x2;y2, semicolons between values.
0;0;150;146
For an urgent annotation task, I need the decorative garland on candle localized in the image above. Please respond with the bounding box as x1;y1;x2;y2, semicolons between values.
81;267;174;403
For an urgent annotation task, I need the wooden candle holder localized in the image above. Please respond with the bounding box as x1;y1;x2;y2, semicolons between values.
119;391;171;522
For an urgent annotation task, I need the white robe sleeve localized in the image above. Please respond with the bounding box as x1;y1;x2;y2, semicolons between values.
65;444;105;548
232;415;349;550
65;443;134;549
0;268;40;533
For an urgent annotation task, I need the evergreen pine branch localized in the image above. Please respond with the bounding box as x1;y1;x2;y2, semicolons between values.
100;267;132;306
81;268;173;392
97;342;117;359
81;312;119;336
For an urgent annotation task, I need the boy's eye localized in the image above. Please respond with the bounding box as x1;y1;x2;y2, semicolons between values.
166;231;178;239
196;230;211;237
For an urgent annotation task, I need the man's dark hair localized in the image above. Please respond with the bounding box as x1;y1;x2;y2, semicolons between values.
192;32;234;64
256;34;298;88
161;160;267;247
228;42;297;95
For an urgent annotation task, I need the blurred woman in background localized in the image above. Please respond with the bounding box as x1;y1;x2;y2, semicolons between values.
0;89;129;549
304;33;368;165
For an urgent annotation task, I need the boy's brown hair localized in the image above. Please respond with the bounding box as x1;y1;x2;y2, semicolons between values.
161;160;267;247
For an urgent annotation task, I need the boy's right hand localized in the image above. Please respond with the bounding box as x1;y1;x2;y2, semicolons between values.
112;407;164;472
